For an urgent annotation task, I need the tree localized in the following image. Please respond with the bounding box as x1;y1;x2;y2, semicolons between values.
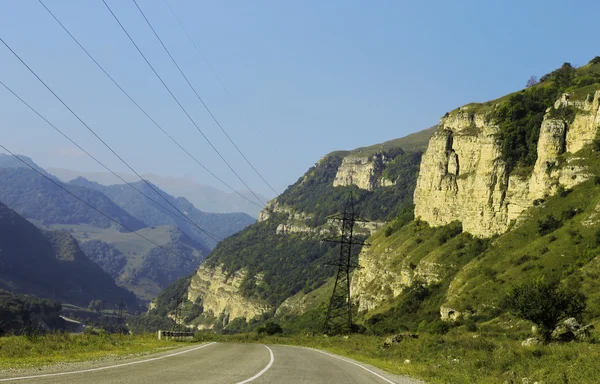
526;75;538;88
505;277;586;340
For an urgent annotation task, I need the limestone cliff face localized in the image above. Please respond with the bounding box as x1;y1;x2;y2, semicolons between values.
333;154;394;191
414;91;600;237
187;264;269;326
351;244;445;312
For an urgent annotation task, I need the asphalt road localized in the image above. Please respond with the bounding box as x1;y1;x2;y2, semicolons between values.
0;342;421;384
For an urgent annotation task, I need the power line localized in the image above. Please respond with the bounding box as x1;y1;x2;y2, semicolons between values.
0;37;222;244
0;143;170;251
101;0;266;206
37;0;261;210
0;79;223;243
142;0;278;196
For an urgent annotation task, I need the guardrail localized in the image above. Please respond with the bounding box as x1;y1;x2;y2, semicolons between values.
158;330;194;340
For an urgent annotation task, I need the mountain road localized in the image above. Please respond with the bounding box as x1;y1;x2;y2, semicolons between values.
0;342;420;383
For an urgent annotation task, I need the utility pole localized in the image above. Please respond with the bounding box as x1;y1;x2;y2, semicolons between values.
323;192;368;335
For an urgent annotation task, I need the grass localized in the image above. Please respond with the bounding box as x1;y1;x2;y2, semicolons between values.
192;330;600;384
0;333;181;370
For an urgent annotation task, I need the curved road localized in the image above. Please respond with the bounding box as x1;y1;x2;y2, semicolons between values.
0;342;421;383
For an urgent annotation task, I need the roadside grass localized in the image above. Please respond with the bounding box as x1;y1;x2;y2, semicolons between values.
194;330;600;383
0;332;180;370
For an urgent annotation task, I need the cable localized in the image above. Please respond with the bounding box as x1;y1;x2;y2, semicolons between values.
145;0;278;196
0;37;221;244
0;143;170;251
101;0;265;206
37;0;261;210
0;79;223;243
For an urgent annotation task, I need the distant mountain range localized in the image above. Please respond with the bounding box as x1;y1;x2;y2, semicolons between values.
48;168;270;218
68;177;255;248
0;154;255;302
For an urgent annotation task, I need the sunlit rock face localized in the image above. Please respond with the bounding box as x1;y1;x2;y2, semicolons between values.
414;91;599;237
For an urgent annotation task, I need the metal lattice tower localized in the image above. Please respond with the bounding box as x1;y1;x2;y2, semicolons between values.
171;297;184;332
323;192;367;335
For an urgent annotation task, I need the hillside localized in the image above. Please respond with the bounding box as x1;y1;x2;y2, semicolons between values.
69;177;255;248
76;226;208;300
149;57;600;340
154;125;434;329
0;166;145;232
0;201;138;308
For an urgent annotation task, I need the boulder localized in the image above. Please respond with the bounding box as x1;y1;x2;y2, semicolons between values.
551;317;580;341
521;337;542;347
383;333;418;348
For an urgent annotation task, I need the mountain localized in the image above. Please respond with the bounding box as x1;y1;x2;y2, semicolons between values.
0;201;138;308
48;168;269;218
152;57;600;334
69;177;256;248
78;226;209;300
0;164;145;232
149;124;434;328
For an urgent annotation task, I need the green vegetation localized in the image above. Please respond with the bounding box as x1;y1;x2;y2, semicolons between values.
205;217;341;306
488;61;600;171
193;330;600;384
0;202;138;308
505;278;586;340
0;168;145;231
278;150;421;225
0;290;63;336
0;333;180;369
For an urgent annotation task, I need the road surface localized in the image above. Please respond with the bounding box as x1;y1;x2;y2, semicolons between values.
0;342;421;383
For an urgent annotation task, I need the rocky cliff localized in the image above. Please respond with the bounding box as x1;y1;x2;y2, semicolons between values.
187;264;270;326
414;90;600;237
162;128;431;328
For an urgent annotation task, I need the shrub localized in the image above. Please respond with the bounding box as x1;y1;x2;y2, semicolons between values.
537;215;563;235
257;321;283;335
427;320;451;335
504;277;586;340
589;56;600;65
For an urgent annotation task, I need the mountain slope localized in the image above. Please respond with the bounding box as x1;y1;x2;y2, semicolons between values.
0;166;145;232
69;178;255;248
158;126;434;328
77;225;208;300
0;201;138;308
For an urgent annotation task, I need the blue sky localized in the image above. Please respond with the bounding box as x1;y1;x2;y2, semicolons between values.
1;0;598;199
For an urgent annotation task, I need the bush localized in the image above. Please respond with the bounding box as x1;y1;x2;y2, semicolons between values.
257;321;283;335
537;215;563;235
589;56;600;65
504;277;586;340
427;320;451;335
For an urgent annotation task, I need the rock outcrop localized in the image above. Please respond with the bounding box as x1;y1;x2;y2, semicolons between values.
187;264;270;326
414;91;600;237
333;154;394;191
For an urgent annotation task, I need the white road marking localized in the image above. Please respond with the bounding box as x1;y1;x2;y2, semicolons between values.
0;342;216;382
236;345;274;384
313;348;397;384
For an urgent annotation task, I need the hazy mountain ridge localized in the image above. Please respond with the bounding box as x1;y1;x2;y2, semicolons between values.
48;168;268;218
69;177;255;248
0;166;146;232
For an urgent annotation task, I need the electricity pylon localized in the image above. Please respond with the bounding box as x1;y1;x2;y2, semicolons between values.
323;192;368;335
